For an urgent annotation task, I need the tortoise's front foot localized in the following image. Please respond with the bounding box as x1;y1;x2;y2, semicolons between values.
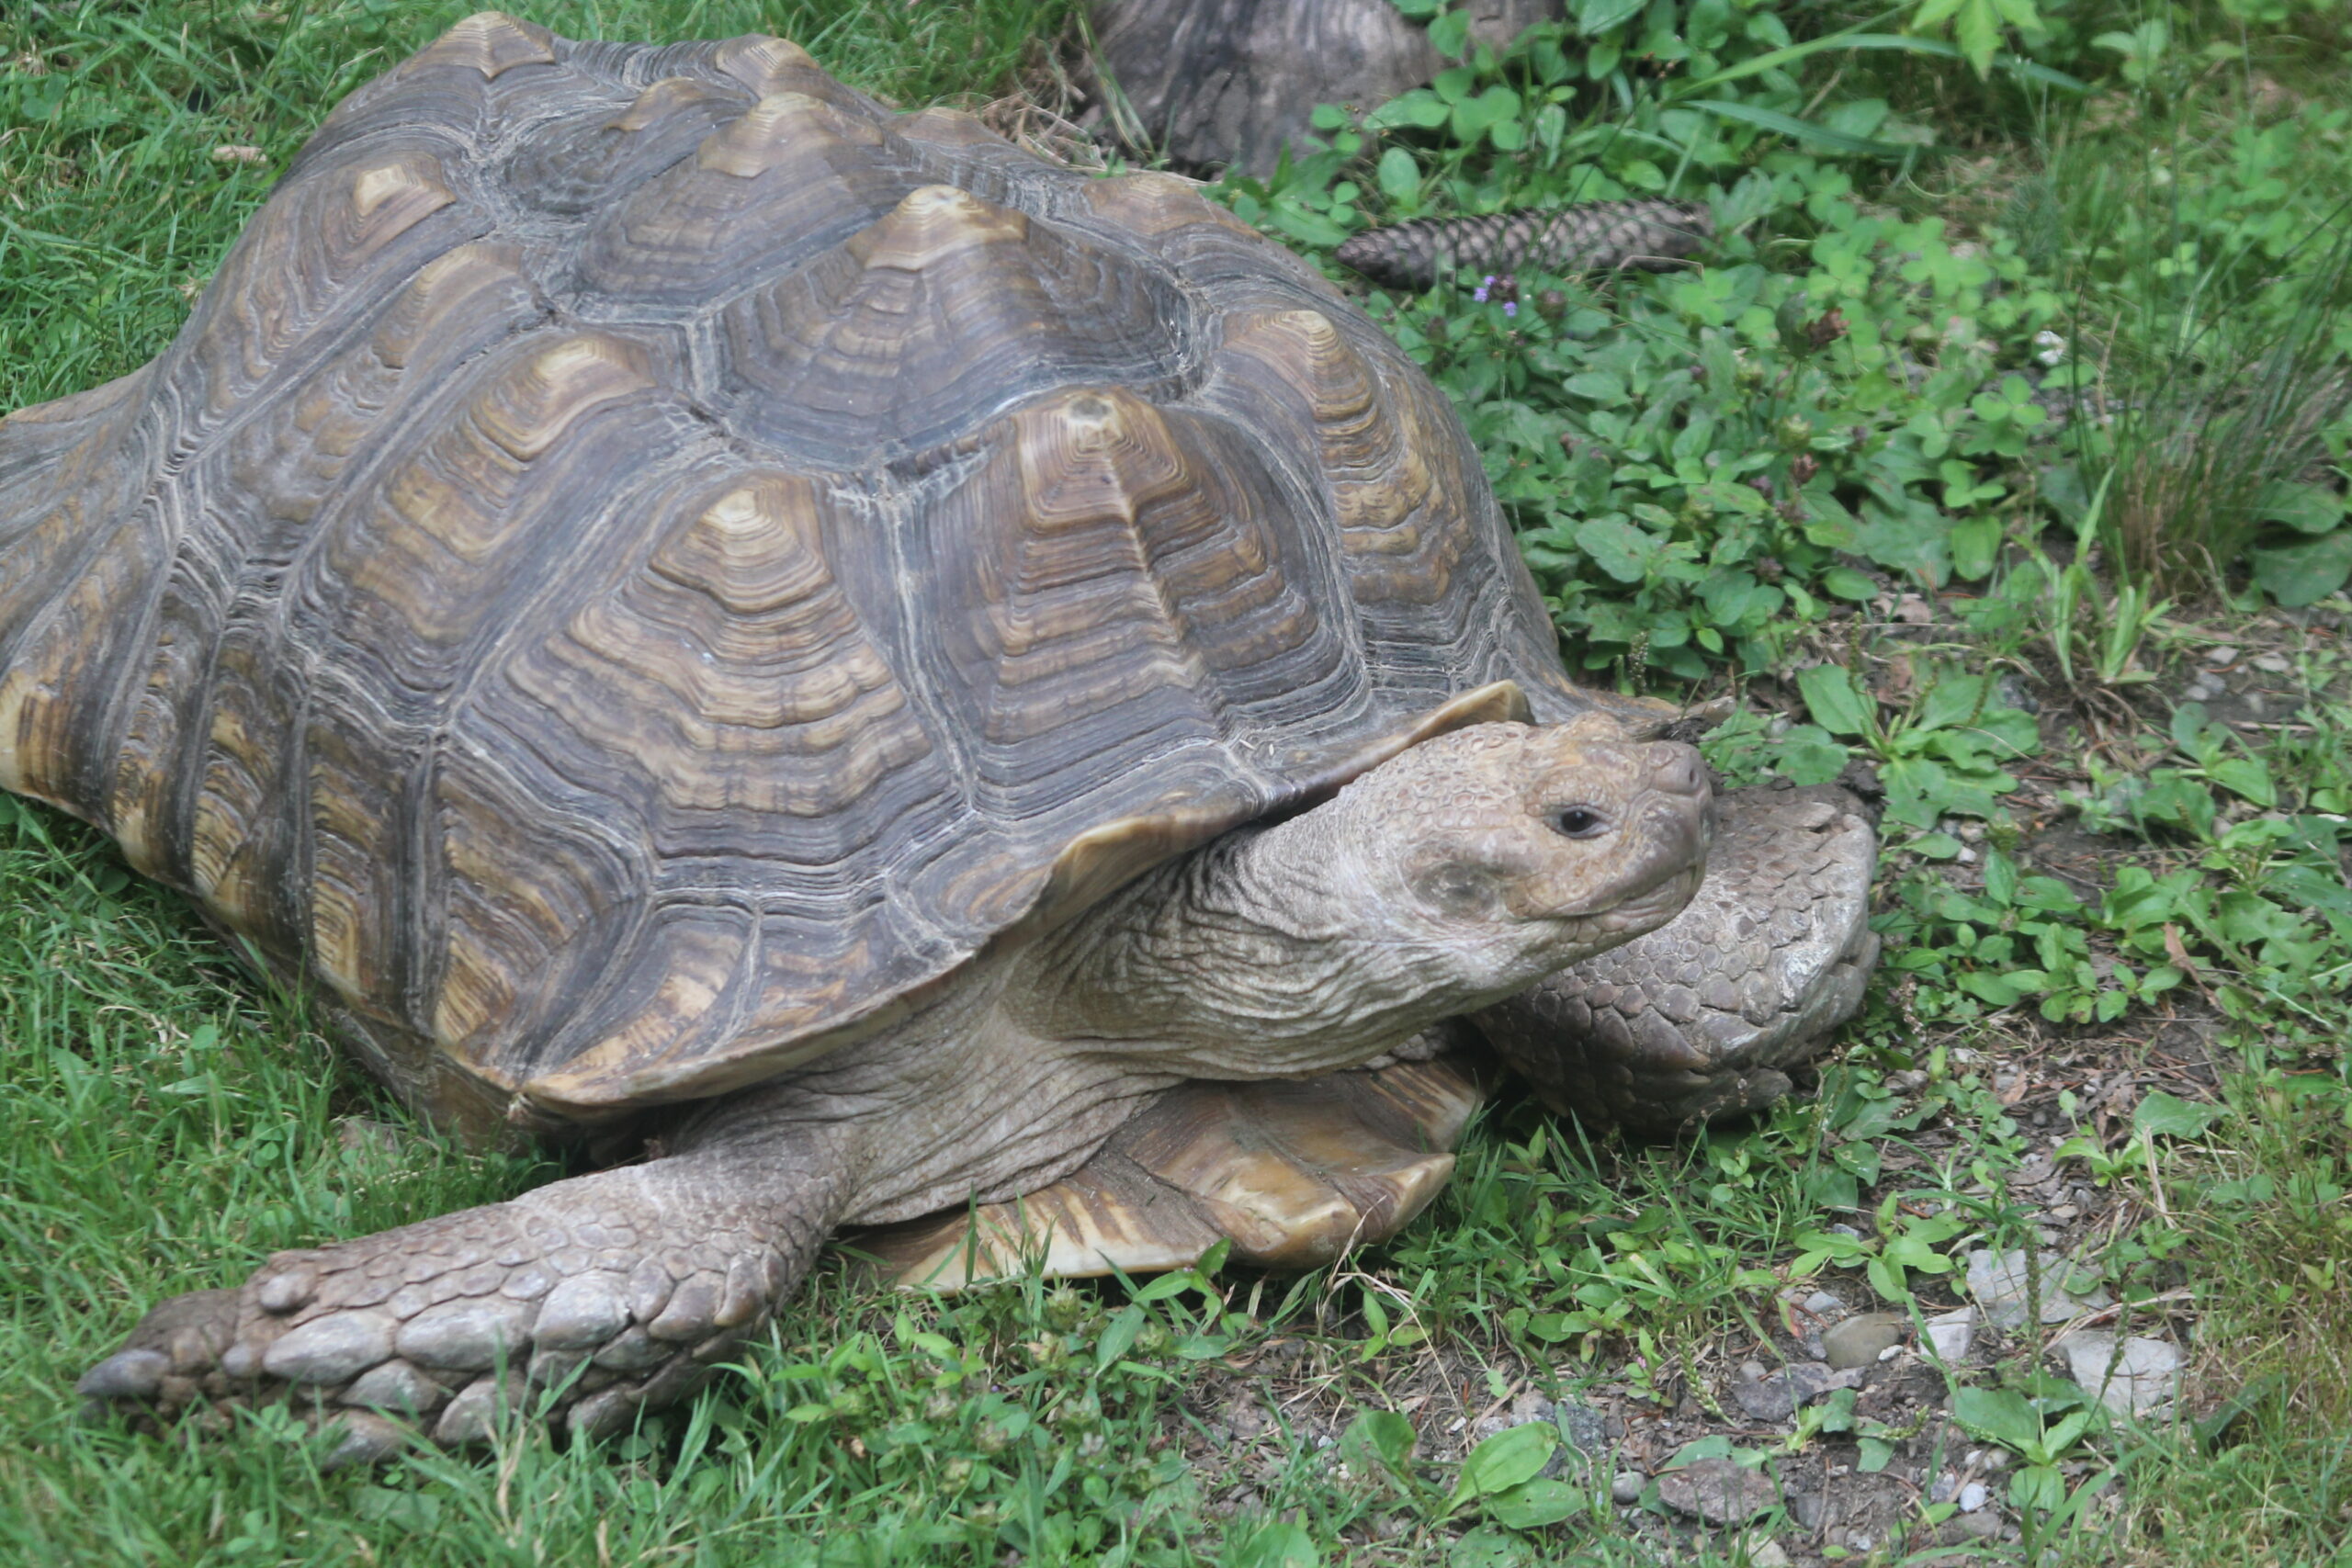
79;1160;818;1457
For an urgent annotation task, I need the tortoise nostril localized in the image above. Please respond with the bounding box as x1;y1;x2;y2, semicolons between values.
1647;744;1706;798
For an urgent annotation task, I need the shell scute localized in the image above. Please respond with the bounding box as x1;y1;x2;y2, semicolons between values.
577;94;909;306
716;186;1193;464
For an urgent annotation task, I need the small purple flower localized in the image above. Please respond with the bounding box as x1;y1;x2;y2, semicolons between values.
1503;301;1517;318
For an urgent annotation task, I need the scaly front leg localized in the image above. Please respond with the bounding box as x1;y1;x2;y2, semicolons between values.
78;1118;852;1459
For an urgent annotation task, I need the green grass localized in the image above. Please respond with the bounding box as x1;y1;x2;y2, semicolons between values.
6;0;2352;1564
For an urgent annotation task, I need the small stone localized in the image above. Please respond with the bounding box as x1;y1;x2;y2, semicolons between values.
1822;1312;1905;1370
1555;1398;1607;1457
1790;1363;1860;1403
1924;1307;1975;1362
1939;1510;2004;1544
1789;1492;1825;1530
1965;1248;2113;1328
2204;646;2239;666
1733;1372;1796;1422
1959;1481;1990;1512
1749;1542;1792;1568
1929;1473;1959;1504
1803;1291;1846;1318
2056;1332;2182;1415
1656;1458;1778;1525
262;1311;395;1385
2252;653;2290;673
1611;1471;1645;1505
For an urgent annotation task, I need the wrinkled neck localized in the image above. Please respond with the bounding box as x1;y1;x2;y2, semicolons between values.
1010;809;1498;1076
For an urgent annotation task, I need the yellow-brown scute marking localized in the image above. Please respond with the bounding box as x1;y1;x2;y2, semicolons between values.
698;94;884;178
578;94;906;304
351;157;456;224
849;186;1029;271
711;34;822;97
612;77;733;134
516;471;932;818
405;12;557;80
715;187;1188;461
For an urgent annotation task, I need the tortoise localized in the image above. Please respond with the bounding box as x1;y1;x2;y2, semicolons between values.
1;17;1876;1455
1080;0;1562;175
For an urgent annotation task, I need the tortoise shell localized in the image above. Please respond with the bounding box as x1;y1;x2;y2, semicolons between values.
0;15;1602;1134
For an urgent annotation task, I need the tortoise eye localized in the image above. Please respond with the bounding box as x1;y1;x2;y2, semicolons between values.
1548;806;1607;840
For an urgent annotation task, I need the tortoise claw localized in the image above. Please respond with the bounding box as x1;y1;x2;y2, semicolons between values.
76;1348;170;1402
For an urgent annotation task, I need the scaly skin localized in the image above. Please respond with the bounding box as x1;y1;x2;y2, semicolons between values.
79;720;1711;1452
81;1130;846;1460
1476;783;1878;1131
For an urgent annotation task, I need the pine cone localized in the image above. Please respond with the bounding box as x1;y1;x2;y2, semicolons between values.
1334;198;1713;292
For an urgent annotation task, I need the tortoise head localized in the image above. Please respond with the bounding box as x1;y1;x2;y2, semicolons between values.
1324;715;1710;997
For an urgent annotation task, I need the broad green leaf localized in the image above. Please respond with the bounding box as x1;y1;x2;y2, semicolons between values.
1774;726;1851;786
1577;0;1645;36
1955;0;2003;75
1449;1423;1558;1510
1487;1479;1582;1529
1341;1408;1418;1481
1223;1518;1318;1568
1823;567;1879;601
1133;1271;1193;1303
1951;1386;2043;1452
1450;86;1522;143
2252;530;2352;608
1376;147;1420;202
1365;89;1450;130
2011;1462;2066;1512
1575;518;1657;583
2256;481;2345;535
1265;200;1351;249
1563;370;1627;405
1798;665;1874;737
2207;757;2274;807
2133;1089;2219;1139
1950;513;2001;581
1095;1305;1145;1371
